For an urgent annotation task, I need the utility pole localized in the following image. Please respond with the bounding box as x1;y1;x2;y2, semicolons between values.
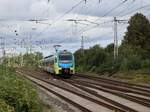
114;17;118;61
99;0;102;3
113;17;128;61
0;37;5;64
81;36;84;56
20;53;23;67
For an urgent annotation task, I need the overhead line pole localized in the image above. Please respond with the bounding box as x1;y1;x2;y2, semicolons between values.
114;17;118;61
113;17;128;61
0;37;5;65
81;36;84;56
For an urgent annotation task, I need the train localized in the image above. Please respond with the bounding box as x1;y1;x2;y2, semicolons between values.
41;50;75;77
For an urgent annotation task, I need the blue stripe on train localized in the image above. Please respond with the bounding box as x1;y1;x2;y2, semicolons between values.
59;63;73;68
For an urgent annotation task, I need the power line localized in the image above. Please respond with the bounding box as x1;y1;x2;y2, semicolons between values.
120;2;150;16
79;0;128;34
95;0;128;22
27;0;129;41
49;0;85;27
115;0;136;16
35;0;87;26
32;0;85;40
79;20;114;34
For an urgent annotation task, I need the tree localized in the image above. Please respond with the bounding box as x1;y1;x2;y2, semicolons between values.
123;13;150;51
74;45;107;72
105;43;114;53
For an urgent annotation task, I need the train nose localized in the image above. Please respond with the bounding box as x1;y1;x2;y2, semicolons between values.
59;63;73;68
59;68;70;74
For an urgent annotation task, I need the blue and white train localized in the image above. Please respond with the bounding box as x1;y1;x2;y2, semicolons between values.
41;50;75;77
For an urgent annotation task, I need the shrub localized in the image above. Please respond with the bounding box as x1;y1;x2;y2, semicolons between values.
0;99;15;112
128;56;141;70
120;56;141;71
141;59;150;69
0;66;42;112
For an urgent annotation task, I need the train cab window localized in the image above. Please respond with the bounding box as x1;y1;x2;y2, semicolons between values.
59;55;72;61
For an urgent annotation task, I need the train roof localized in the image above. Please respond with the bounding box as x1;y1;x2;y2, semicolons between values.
43;50;73;59
44;55;54;59
58;50;72;54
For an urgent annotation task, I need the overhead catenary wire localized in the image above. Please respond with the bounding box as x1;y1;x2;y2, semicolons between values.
59;20;113;44
95;0;128;22
115;0;136;16
20;0;130;41
28;0;88;52
56;0;103;47
79;20;114;34
32;0;85;41
48;0;85;27
119;2;150;16
4;0;149;55
79;0;129;34
116;0;148;16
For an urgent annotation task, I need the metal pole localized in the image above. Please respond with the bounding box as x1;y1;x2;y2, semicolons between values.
1;37;5;65
81;36;84;56
116;21;118;60
20;53;23;67
114;17;116;61
114;17;118;61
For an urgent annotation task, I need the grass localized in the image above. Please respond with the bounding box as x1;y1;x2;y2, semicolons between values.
78;69;150;85
103;70;150;84
42;105;56;112
112;71;150;84
0;65;43;112
0;99;15;112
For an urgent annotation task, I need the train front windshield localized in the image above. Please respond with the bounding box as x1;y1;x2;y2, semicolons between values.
59;55;73;62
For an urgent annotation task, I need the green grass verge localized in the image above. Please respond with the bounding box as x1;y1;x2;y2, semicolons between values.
0;65;43;112
112;71;150;84
78;69;150;84
42;105;56;112
0;99;15;112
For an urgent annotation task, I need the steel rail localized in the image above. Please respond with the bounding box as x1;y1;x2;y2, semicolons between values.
19;70;127;112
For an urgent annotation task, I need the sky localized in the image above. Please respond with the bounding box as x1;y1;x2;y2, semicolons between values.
0;0;150;56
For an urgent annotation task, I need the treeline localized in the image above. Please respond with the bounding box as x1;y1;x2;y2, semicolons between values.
4;52;43;68
74;13;150;75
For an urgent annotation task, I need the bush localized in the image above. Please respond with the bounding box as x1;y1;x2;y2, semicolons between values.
96;61;120;75
120;58;129;71
141;59;150;69
0;66;42;112
0;99;15;112
120;56;141;71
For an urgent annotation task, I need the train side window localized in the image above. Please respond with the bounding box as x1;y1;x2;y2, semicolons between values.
55;58;57;63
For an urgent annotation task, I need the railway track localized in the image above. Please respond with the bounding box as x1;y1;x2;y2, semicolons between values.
73;74;150;100
17;69;150;112
64;79;150;108
74;74;150;90
71;77;150;97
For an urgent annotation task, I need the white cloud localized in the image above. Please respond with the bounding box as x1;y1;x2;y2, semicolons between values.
0;0;150;56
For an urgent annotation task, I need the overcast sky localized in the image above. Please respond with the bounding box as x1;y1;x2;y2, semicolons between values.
0;0;150;56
